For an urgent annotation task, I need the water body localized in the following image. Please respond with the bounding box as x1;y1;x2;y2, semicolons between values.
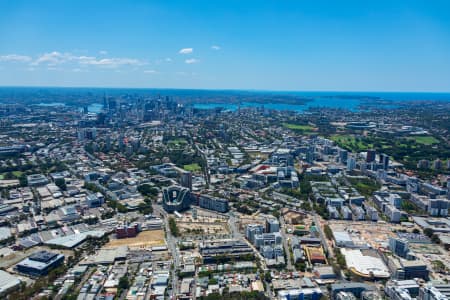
193;92;450;112
194;99;362;112
36;102;66;107
87;103;103;113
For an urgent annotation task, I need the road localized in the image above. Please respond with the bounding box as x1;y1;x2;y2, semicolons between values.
154;204;180;298
279;215;294;271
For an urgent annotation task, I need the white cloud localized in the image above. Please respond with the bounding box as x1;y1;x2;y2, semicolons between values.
30;51;146;68
144;70;157;74
211;45;221;50
72;68;88;72
155;57;172;64
179;48;193;54
185;58;199;64
176;71;196;76
79;57;145;68
0;54;32;62
2;50;148;71
32;51;71;66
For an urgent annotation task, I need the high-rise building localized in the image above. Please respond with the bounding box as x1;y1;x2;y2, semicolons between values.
306;146;315;164
347;157;356;171
245;224;264;244
388;257;430;280
180;171;192;191
447;177;450;200
433;159;443;170
366;150;376;163
162;186;191;213
389;237;410;258
339;149;348;164
198;195;229;213
108;98;117;112
417;160;430;169
265;218;280;233
428;199;449;217
407;177;419;193
379;153;390;170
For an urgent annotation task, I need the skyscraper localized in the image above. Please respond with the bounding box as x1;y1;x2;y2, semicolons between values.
180;171;192;191
379;153;389;170
366;149;376;163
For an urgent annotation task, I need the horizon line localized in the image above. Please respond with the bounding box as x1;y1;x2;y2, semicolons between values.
0;85;450;94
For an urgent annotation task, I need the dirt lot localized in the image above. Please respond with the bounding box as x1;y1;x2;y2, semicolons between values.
328;220;397;248
177;221;229;236
105;230;165;249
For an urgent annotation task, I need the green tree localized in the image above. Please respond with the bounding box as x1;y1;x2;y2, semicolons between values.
55;178;67;191
137;201;153;215
424;228;433;238
138;184;158;198
168;217;180;237
118;276;130;290
323;224;333;240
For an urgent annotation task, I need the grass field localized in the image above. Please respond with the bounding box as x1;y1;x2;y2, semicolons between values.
407;136;439;145
183;163;201;172
12;171;23;177
168;138;187;144
283;123;316;132
105;230;165;249
330;134;373;151
0;171;23;179
168;138;188;148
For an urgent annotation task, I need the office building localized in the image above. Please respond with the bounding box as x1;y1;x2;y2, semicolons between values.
385;204;402;223
162;186;191;213
339;149;348;164
116;223;141;239
428;199;449;217
0;270;21;296
245;224;264;245
199;239;253;263
389;237;410;258
336;292;357;300
385;280;420;300
254;232;283;248
27;174;49;187
379;153;390;170
198;195;229;213
419;284;450;300
266;218;280;233
347;157;356;171
180;171;192;191
388;257;429;280
366;150;376;163
331;283;374;300
85;192;105;208
278;288;323;300
16;251;65;277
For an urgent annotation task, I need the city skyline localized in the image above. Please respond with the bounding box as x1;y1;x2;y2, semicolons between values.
1;0;450;91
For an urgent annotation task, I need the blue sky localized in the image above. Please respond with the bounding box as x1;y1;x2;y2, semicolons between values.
0;0;449;91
